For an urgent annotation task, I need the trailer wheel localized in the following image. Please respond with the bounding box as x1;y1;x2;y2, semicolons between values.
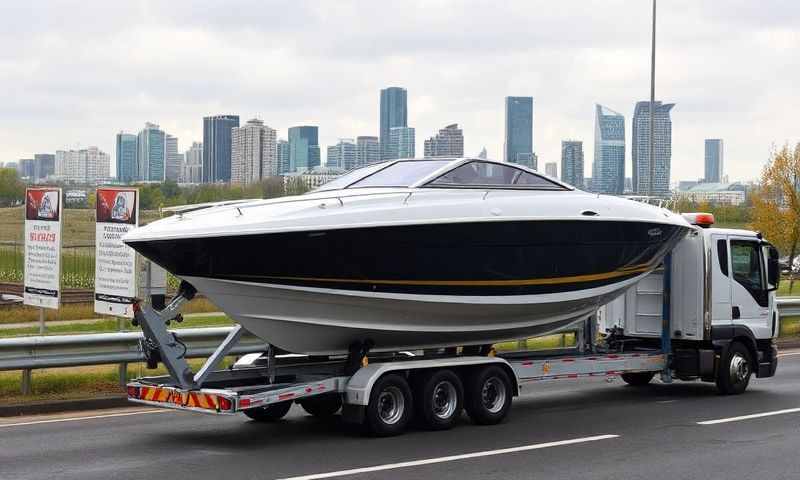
620;372;656;386
716;342;752;395
365;374;413;437
300;394;342;418
414;369;463;430
465;365;512;425
243;401;292;422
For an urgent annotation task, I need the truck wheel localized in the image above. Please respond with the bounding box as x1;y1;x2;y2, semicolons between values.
365;374;413;436
300;394;342;418
716;342;752;395
465;365;512;425
243;400;292;422
620;372;656;386
414;369;463;430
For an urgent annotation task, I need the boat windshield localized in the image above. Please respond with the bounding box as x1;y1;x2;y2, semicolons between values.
427;161;566;190
346;160;451;188
312;162;393;192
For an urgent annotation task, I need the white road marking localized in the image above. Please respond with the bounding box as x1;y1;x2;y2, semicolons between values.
278;434;620;480
0;409;171;428
778;351;800;357
697;407;800;425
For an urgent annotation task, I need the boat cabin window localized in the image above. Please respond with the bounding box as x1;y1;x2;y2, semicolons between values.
427;161;565;189
347;160;451;188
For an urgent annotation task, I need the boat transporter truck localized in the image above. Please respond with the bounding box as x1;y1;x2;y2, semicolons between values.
127;213;781;436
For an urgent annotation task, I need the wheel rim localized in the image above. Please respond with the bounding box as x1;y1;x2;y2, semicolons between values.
481;376;507;414
729;353;750;384
378;386;404;425
431;380;458;420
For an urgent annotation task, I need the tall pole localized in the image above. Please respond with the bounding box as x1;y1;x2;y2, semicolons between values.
649;0;657;197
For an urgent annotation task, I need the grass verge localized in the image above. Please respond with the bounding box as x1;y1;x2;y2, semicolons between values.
0;313;232;338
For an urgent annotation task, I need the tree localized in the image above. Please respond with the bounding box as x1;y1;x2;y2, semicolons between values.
750;143;800;291
0;168;25;207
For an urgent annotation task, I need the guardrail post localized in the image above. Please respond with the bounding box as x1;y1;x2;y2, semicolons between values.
118;362;128;387
38;307;46;334
21;369;32;395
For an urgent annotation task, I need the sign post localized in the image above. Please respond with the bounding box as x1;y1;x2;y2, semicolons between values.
23;187;63;313
94;188;139;318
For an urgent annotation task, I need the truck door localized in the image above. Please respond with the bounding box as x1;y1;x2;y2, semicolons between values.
711;234;732;326
728;237;771;338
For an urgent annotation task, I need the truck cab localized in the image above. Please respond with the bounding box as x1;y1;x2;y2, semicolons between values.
601;213;780;390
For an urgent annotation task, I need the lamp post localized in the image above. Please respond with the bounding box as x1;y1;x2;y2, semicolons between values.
649;0;657;197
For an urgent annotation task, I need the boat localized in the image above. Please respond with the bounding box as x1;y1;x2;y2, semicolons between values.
123;158;691;355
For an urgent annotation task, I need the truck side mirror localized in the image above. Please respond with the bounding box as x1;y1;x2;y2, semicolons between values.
767;246;780;290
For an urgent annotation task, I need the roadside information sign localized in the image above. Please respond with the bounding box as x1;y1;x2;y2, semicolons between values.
94;187;139;317
23;187;63;309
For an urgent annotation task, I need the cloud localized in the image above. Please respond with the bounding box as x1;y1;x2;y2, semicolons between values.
1;0;798;183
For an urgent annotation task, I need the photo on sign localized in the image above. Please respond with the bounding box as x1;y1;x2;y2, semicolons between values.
96;189;137;224
25;189;60;221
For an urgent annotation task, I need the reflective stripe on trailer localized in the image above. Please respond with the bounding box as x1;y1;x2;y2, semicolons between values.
136;386;227;412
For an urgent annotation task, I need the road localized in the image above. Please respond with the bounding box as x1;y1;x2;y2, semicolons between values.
2;352;800;480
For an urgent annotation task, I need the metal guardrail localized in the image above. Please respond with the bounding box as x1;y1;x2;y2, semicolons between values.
777;297;800;317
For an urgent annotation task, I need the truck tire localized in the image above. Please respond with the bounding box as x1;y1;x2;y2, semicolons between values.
365;374;413;436
243;400;292;422
620;372;656;386
465;365;512;425
414;369;464;430
300;394;342;418
716;341;752;395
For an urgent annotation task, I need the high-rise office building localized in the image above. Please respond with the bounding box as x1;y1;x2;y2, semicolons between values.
704;139;724;183
326;139;357;170
288;126;320;172
34;154;55;180
18;159;35;179
389;127;415;159
57;147;110;184
592;105;625;195
545;162;557;178
561;140;584;188
203;114;240;182
277;139;290;174
182;142;203;183
632;101;674;196
356;136;380;167
380;87;408;160
478;147;488;159
504;96;534;165
165;134;181;182
137;122;166;182
116;132;138;183
424;124;464;158
231;118;277;184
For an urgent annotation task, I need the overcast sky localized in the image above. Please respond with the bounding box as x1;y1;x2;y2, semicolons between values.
1;0;798;182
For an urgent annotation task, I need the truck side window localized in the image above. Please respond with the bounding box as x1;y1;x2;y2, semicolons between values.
730;240;768;307
717;240;728;276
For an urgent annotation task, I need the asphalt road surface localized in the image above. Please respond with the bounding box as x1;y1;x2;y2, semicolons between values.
3;352;800;480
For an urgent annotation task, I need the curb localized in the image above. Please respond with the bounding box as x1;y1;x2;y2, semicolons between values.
0;395;130;418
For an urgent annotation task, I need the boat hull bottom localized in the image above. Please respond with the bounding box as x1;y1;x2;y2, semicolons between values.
184;275;645;355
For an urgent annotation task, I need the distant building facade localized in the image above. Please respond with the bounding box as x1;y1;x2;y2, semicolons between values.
380;87;408;160
356;136;381;167
631;101;674;196
57;147;110;184
18;159;35;179
704;139;724;183
478;147;488;159
504;96;534;165
34;154;55;180
116;132;138;183
277;139;290;174
288;126;321;172
424;124;464;158
327;139;357;170
182;142;203;183
545;162;557;178
592;105;625;195
231;119;277;184
677;182;746;206
561;140;584;188
137;122;166;182
389;127;415;159
203;114;240;183
284;167;345;190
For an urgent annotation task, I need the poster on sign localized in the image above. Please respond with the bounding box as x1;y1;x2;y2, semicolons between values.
23;188;63;309
94;188;139;317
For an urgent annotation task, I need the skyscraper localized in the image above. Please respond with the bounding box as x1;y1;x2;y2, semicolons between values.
231;119;277;184
504;96;534;165
592;105;625;195
165;134;181;182
203;114;240;183
116;132;138;183
183;142;203;183
478;147;488;159
561;140;584;188
545;162;557;178
389;127;415;159
18;159;35;179
424;124;464;158
631;101;674;196
327;139;357;170
356;136;380;167
33;154;55;180
288;126;320;172
137;122;166;182
704;139;724;183
277;139;290;174
380;87;408;160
